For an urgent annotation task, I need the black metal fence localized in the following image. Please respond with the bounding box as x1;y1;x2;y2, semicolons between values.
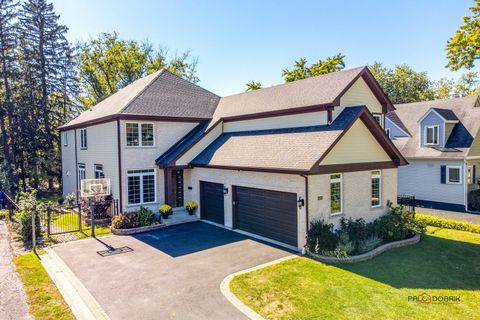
397;195;416;213
45;206;86;236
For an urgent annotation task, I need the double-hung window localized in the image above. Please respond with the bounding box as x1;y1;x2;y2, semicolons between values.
126;123;154;147
425;125;439;145
94;164;105;179
80;129;87;149
447;166;461;184
127;169;155;205
330;174;343;215
77;163;86;189
371;170;382;207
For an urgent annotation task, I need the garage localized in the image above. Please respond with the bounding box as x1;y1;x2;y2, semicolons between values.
233;186;298;247
200;181;225;225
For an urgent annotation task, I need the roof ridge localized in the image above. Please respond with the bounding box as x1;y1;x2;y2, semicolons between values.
395;95;478;107
160;68;221;98
118;69;166;114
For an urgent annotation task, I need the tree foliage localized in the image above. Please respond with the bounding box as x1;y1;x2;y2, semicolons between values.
446;0;480;70
282;54;345;82
78;32;199;108
245;80;262;91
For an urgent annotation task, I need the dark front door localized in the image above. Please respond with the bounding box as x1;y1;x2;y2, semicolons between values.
200;181;224;225
172;170;184;207
233;186;298;247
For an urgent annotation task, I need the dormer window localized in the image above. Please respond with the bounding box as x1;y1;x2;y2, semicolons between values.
425;125;439;145
372;113;383;128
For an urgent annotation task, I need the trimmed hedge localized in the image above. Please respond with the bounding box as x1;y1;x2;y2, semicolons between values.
415;213;480;234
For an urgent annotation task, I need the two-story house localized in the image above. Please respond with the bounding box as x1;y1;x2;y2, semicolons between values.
385;96;480;212
60;67;407;250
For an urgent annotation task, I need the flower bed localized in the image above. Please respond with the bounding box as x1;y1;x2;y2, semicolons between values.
111;223;164;235
111;206;161;234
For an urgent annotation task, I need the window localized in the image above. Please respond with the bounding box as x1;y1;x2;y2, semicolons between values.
127;169;155;204
425;125;439;145
371;170;382;207
126;123;154;147
373;114;383;128
77;163;86;189
447;166;462;184
385;128;391;139
330;174;342;215
94;164;105;179
80;128;87;149
467;166;473;184
63;132;68;146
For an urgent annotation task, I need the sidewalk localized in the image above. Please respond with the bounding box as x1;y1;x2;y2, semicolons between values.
0;221;31;320
417;208;480;224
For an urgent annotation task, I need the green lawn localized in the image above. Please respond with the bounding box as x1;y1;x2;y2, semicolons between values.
52;212;111;239
230;227;480;320
13;251;74;320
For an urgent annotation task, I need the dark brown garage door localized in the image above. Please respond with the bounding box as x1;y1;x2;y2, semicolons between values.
200;181;224;225
233;186;297;247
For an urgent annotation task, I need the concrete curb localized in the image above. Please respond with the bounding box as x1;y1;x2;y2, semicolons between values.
306;233;422;263
40;248;110;320
220;255;297;320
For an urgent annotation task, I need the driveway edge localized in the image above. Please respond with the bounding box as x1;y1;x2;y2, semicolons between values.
220;255;297;320
40;248;110;320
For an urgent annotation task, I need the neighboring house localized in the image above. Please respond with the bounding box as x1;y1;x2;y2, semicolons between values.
385;96;480;212
60;66;407;250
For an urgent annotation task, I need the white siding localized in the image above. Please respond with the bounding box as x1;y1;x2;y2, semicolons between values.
75;121;120;201
183;168;307;249
223;111;328;132
61;129;77;198
308;168;397;229
398;159;465;205
120;120;197;211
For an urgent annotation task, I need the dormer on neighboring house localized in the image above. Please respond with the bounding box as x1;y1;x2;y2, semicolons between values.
418;108;459;148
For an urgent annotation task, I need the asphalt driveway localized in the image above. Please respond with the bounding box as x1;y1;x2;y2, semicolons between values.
52;222;293;320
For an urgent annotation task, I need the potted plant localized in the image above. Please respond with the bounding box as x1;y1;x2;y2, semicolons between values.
185;201;198;215
159;204;172;219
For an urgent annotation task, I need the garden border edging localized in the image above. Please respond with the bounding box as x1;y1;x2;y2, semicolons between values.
111;223;165;235
306;233;421;263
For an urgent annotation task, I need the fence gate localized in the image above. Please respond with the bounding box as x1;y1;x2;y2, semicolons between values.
45;206;85;236
397;195;416;213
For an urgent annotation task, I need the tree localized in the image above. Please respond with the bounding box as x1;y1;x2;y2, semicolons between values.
282;54;345;82
454;71;480;96
446;0;480;70
369;62;435;104
433;77;455;99
78;32;199;108
245;81;262;91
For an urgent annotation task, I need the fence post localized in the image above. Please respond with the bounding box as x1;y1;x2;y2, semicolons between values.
412;195;416;216
47;207;51;238
90;199;95;237
78;203;82;233
32;210;36;252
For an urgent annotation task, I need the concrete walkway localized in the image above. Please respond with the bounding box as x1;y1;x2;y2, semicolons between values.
417;208;480;224
0;221;31;320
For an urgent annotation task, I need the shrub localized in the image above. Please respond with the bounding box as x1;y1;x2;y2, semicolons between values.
358;235;383;254
137;206;155;226
306;220;338;254
415;213;480;234
469;189;480;211
63;193;75;208
111;214;126;229
372;202;425;241
338;217;369;249
159;204;172;219
111;212;140;229
323;232;355;259
15;191;44;241
57;197;64;205
185;201;198;214
0;209;8;220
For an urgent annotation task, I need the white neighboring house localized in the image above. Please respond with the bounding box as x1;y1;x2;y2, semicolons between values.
385;96;480;212
60;67;407;250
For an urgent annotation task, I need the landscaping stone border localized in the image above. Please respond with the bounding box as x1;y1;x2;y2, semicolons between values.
111;224;164;235
306;233;421;264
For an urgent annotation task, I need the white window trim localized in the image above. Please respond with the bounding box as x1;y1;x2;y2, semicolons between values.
94;164;104;179
126;168;157;205
125;122;155;148
330;173;343;216
77;163;86;189
63;132;68;147
446;165;462;185
373;113;383;128
385;128;391;139
371;170;382;208
80;128;87;149
424;125;439;146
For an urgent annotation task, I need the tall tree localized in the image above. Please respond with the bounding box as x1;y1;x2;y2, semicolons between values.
245;81;262;91
282;54;345;82
454;71;480;96
446;0;480;70
369;62;435;104
0;0;18;192
78;32;199;108
434;77;455;99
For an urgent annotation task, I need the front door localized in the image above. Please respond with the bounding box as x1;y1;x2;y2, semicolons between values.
172;170;184;207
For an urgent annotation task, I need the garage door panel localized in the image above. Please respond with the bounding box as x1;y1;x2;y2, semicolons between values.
234;186;297;247
200;181;224;225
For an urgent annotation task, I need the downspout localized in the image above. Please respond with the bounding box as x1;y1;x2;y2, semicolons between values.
117;119;123;213
74;129;78;202
301;174;309;250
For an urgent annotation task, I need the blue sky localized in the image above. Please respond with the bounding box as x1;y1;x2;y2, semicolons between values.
52;0;473;96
